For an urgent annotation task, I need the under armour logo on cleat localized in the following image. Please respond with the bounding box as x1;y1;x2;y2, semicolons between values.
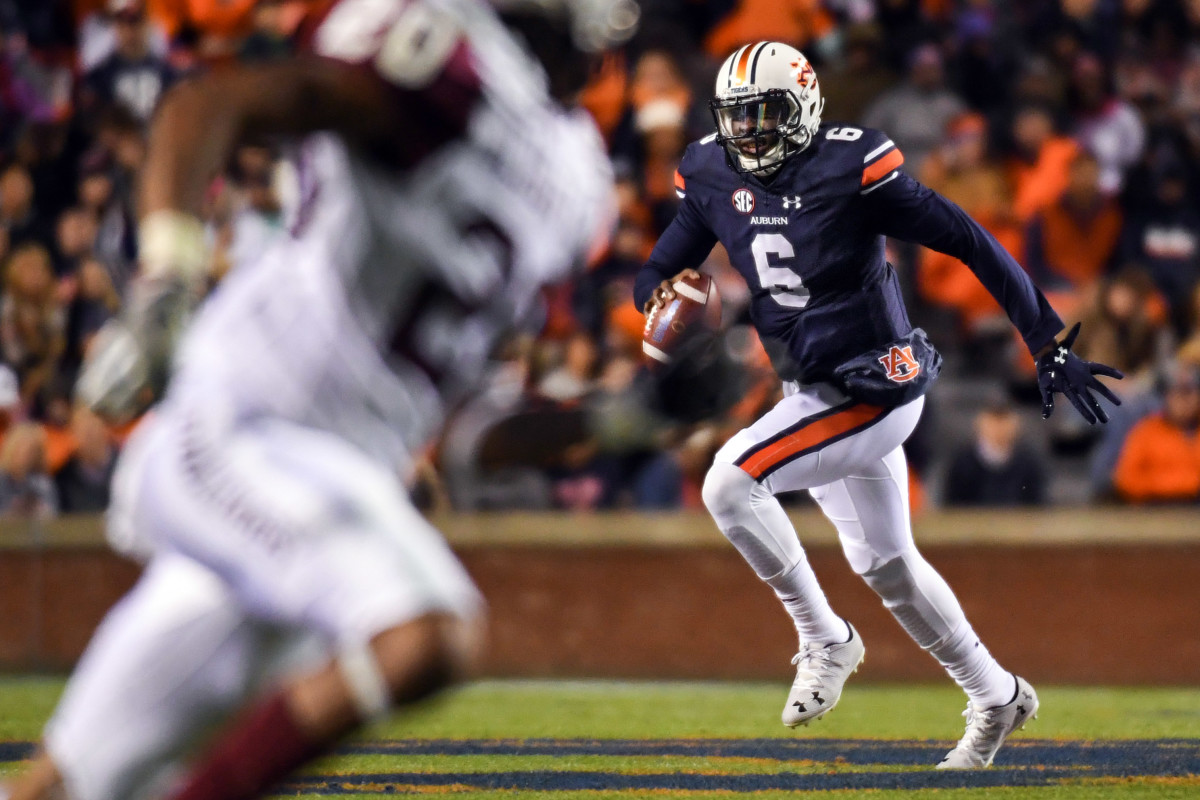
1018;704;1027;715
812;692;825;705
794;701;806;712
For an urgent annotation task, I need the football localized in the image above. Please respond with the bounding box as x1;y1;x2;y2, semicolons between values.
642;273;722;366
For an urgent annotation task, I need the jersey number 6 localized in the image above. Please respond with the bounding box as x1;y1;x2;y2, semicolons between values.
751;232;810;309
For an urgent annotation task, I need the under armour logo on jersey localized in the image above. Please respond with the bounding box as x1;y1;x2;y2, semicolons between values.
1054;346;1068;364
731;188;756;214
879;345;921;383
782;195;802;209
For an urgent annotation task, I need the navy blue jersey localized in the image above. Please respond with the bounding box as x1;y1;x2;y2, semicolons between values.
634;124;1063;387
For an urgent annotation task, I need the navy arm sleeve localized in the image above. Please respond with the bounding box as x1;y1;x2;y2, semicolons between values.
865;171;1063;355
632;192;718;310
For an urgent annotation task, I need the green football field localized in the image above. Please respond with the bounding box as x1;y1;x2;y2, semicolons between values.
2;678;1199;799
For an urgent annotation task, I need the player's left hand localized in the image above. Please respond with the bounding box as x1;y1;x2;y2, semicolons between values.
1036;322;1123;424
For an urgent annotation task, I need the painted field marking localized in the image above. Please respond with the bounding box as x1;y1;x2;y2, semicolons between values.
291;738;1200;793
6;739;1200;792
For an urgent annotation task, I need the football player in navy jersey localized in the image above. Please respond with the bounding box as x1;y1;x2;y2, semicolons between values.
636;41;1122;769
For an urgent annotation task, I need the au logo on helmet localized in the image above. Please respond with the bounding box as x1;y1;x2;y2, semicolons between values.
790;60;815;90
731;188;756;214
879;345;921;382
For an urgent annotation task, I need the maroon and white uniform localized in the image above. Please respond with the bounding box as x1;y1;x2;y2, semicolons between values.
43;3;613;799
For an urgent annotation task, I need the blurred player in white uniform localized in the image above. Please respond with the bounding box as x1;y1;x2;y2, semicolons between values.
4;2;632;800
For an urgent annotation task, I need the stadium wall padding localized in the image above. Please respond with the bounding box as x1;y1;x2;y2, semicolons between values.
0;510;1197;683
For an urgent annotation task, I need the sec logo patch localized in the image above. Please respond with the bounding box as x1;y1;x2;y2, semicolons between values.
731;188;755;214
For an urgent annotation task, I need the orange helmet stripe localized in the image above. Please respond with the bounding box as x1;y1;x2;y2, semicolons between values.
734;44;755;84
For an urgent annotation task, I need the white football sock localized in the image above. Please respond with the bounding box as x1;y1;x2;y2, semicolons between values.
930;625;1017;709
703;462;846;646
767;560;851;645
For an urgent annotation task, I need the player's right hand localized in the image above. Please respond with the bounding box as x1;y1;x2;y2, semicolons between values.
77;320;152;422
76;275;196;422
644;268;701;314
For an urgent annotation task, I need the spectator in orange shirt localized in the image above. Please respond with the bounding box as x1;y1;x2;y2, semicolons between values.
704;0;834;65
1112;362;1200;503
1024;150;1122;289
579;52;628;142
917;112;1020;337
1008;103;1079;223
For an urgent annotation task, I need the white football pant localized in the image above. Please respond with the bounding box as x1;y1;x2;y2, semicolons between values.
702;382;1013;707
44;402;483;800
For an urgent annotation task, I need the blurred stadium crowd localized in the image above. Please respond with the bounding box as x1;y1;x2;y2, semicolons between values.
0;0;1198;519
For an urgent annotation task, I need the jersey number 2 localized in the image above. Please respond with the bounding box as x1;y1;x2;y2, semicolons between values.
751;233;810;309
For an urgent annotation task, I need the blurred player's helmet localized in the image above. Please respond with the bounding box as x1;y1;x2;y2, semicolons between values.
492;0;640;53
711;42;824;175
568;0;639;52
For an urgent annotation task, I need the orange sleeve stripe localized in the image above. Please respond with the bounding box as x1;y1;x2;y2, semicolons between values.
674;170;686;191
737;403;886;480
861;148;904;186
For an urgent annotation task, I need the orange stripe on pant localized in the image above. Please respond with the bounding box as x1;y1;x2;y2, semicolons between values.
737;403;886;480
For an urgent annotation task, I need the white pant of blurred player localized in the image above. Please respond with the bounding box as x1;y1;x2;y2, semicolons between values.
702;381;1013;708
42;398;482;800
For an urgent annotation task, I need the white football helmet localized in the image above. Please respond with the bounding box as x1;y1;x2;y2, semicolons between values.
711;42;824;175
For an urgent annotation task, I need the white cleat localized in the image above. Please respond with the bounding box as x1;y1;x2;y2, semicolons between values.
781;622;865;728
937;675;1039;769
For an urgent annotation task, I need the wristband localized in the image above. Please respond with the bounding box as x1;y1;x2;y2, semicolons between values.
138;210;208;283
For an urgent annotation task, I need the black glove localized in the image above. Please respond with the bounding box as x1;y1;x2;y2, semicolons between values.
1036;322;1123;424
